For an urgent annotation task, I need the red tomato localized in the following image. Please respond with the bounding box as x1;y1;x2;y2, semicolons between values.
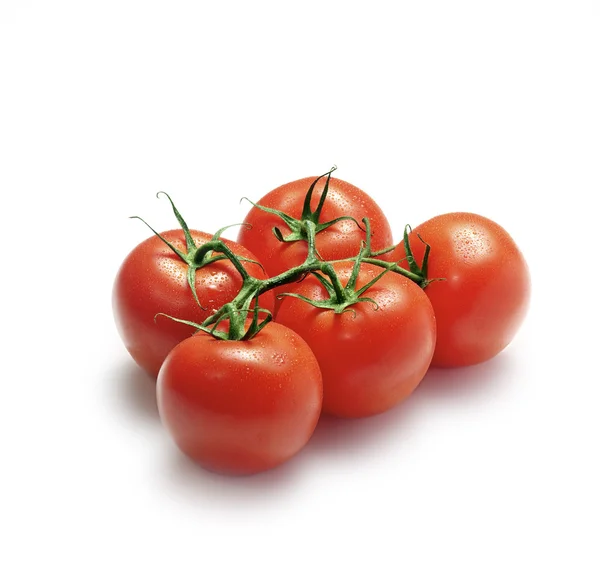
113;229;275;377
157;322;323;475
237;175;393;310
389;212;530;367
276;262;436;418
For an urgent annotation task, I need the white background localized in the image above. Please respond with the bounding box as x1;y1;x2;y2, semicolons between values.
2;1;599;579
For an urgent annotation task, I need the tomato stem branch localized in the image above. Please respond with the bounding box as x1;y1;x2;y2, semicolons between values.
141;192;431;341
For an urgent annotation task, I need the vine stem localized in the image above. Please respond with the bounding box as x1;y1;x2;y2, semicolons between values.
195;219;428;340
136;181;432;341
362;258;423;283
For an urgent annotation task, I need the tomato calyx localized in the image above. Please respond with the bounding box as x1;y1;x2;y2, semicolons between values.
362;224;434;289
400;224;430;281
130;192;262;308
278;232;396;316
156;301;273;341
327;219;428;287
395;224;447;289
240;166;364;245
209;302;274;341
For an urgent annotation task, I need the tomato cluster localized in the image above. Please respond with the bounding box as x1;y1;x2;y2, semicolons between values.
113;168;530;476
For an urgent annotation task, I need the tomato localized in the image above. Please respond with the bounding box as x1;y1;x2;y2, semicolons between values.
113;229;275;377
389;212;530;367
275;262;436;418
237;175;393;312
157;322;323;475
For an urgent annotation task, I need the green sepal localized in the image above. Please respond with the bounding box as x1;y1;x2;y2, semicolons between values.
241;303;273;341
154;312;206;333
280;249;396;315
156;191;195;253
398;225;435;287
241;166;364;246
132;195;265;309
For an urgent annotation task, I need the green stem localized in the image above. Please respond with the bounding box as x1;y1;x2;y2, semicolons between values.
193;240;250;281
320;263;347;303
149;206;430;340
362;258;424;285
194;215;431;338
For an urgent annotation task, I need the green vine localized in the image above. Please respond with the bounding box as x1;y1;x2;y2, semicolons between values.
138;180;434;341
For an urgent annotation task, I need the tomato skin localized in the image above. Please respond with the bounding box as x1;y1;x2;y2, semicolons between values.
389;212;530;367
157;322;323;475
237;176;393;294
112;229;275;377
276;263;436;418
